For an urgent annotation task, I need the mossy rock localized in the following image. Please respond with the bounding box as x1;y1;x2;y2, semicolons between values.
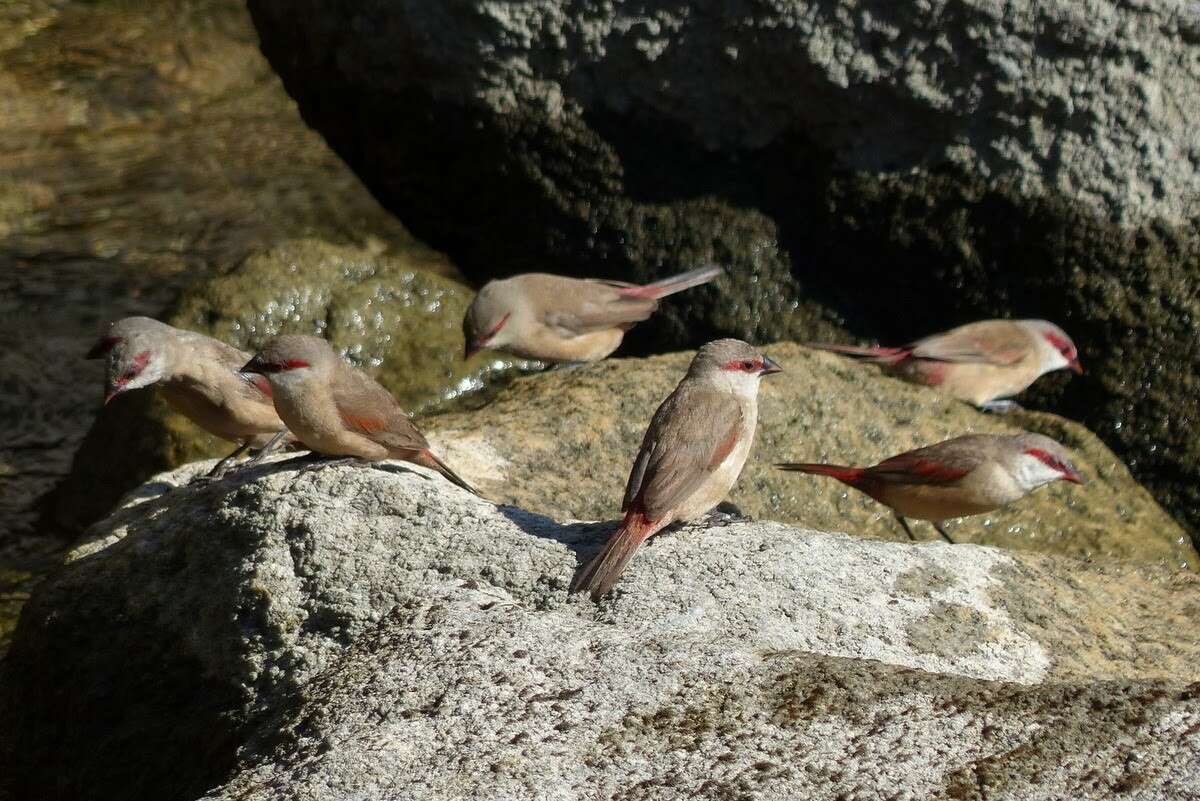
44;239;530;534
424;344;1196;568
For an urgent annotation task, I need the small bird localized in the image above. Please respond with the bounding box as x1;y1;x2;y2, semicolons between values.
86;317;289;476
808;319;1082;411
776;433;1084;542
463;265;723;362
241;334;476;493
570;339;783;600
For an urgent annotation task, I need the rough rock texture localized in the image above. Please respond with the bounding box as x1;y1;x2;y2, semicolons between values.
245;0;1200;541
2;460;1198;801
423;343;1194;567
45;238;532;537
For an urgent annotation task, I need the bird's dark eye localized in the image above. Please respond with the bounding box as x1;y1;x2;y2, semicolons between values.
741;360;756;371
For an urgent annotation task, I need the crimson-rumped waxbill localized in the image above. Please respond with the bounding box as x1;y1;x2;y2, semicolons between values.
87;316;289;475
777;433;1084;542
241;335;476;494
808;319;1082;411
570;339;782;600
463;265;723;362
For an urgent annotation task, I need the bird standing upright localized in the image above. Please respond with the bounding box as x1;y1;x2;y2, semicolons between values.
777;433;1084;542
570;339;783;600
808;319;1082;411
241;335;476;494
462;265;722;362
86;316;289;476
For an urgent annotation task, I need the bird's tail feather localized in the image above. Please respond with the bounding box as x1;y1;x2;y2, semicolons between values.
418;449;479;495
806;342;910;364
620;265;723;300
570;512;659;600
775;462;867;487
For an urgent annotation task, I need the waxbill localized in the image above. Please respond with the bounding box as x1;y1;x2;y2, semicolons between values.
570;339;783;600
808;319;1082;411
86;317;289;475
241;335;476;493
463;265;723;362
777;433;1084;542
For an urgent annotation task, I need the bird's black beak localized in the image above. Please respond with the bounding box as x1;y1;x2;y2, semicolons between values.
759;355;783;375
464;340;482;360
1068;359;1084;375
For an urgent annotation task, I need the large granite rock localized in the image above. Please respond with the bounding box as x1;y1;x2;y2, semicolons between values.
2;459;1198;801
244;0;1200;541
422;344;1194;567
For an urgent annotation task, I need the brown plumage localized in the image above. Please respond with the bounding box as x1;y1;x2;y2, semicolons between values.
86;317;288;472
242;335;476;494
778;433;1084;541
808;319;1082;408
463;265;722;362
570;339;782;600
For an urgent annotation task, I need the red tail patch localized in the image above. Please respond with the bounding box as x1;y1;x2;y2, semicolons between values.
776;462;867;486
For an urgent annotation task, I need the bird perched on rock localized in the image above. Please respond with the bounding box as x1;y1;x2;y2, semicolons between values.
86;316;289;476
570;339;782;600
808;319;1082;412
241;334;476;494
463;265;722;362
776;433;1084;542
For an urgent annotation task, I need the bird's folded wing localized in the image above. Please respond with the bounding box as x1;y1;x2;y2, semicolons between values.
541;281;658;336
909;323;1028;365
866;452;973;485
332;367;430;453
622;387;744;518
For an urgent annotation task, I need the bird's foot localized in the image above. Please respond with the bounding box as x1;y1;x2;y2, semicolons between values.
979;399;1021;414
293;455;365;476
698;504;752;529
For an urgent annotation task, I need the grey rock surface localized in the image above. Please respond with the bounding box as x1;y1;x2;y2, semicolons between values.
245;0;1200;543
3;457;1199;800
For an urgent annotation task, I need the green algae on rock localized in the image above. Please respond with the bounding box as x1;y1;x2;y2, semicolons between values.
45;239;531;535
423;344;1195;568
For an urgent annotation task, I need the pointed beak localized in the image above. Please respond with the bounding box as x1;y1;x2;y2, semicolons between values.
103;385;122;405
759;355;783;376
1068;359;1084;375
1062;468;1085;485
464;340;482;360
240;355;265;375
86;342;107;360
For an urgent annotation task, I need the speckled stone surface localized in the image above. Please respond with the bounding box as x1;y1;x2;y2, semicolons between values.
2;458;1198;800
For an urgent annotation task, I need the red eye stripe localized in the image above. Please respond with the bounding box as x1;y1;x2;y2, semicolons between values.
481;313;511;343
1026;447;1064;472
721;358;761;372
122;350;151;379
1043;332;1075;358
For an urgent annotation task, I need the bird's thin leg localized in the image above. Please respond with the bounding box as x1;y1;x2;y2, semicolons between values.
242;429;290;469
894;514;917;541
202;440;251;480
979;399;1021;414
932;522;955;544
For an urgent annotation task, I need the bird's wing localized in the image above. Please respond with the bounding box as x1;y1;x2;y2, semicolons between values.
622;385;745;518
538;278;659;336
909;321;1029;366
866;437;986;485
331;365;430;455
